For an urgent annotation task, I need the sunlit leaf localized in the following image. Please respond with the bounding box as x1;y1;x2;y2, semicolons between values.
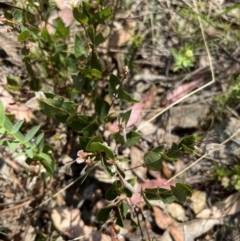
18;30;30;42
74;35;85;58
0;101;6;125
24;125;41;143
73;8;88;24
144;151;162;171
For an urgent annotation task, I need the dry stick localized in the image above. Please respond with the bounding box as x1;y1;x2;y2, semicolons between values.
166;128;240;183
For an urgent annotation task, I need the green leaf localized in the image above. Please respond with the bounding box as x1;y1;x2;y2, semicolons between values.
95;6;111;23
87;142;114;159
144;151;162;171
80;137;91;150
85;135;104;149
0;101;6;125
161;143;180;162
116;205;124;227
87;25;95;44
55;101;78;123
109;74;121;99
42;95;64;117
73;7;88;24
37;152;55;176
41;28;51;41
145;187;175;203
97;204;115;223
24;125;41;143
178;135;196;148
11;120;24;134
95;98;110;123
120;202;128;219
3;116;13;132
74;35;85;58
171;48;182;60
116;164;125;178
95;32;105;46
7;76;20;90
170;183;192;203
122;110;132;125
112;131;141;147
152;145;164;153
101;157;114;178
25;148;34;158
118;89;138;103
124;131;141;147
91;68;102;79
130;213;138;228
141;189;152;208
7;140;19;152
106;180;122;200
3;117;25;142
18;30;30;42
52;18;69;37
182;144;195;154
35;133;45;152
91;52;102;71
0;127;5;138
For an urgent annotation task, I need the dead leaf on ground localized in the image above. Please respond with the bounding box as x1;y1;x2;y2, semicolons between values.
190;190;207;214
51;207;112;241
197;192;240;219
0;86;34;121
183;218;221;239
159;230;173;241
168;103;210;129
168;218;221;241
168;223;184;241
153;206;174;230
167;203;188;222
162;161;173;179
162;77;204;106
130;146;147;181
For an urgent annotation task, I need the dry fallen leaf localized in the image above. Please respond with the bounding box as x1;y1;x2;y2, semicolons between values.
183;218;221;238
162;77;204;106
51;207;112;241
197;192;240;219
190;190;206;214
153;206;174;230
166;203;188;222
130;146;147;181
168;223;184;241
162;161;173;179
0;86;35;121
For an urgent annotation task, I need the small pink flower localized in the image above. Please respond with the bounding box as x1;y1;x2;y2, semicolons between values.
76;150;89;164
